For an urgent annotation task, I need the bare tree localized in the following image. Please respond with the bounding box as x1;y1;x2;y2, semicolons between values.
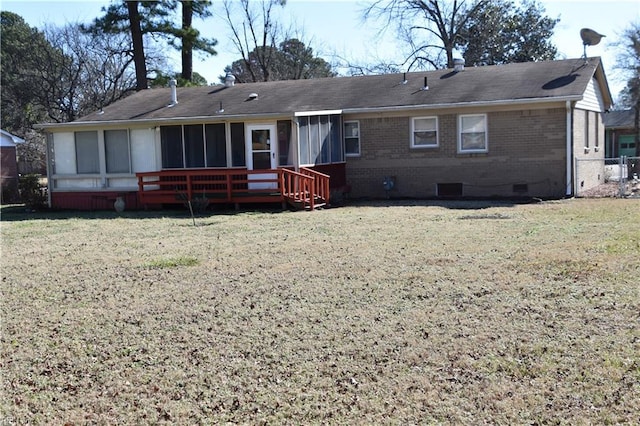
364;0;488;70
222;0;286;82
40;24;140;122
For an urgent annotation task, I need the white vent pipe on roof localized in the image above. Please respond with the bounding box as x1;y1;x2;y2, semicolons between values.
169;79;178;106
225;73;236;87
453;58;465;72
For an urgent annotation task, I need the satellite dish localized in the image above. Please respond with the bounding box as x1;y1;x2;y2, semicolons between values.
580;28;605;59
580;28;605;46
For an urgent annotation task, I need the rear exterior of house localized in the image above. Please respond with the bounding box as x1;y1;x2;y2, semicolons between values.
37;57;612;211
345;106;571;199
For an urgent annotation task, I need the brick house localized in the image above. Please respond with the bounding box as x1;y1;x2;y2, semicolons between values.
1;129;24;203
36;57;612;211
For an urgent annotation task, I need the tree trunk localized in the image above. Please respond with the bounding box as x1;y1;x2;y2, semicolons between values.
127;1;147;90
181;0;193;82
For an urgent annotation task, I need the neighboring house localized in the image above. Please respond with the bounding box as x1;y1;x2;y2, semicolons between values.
604;108;638;158
1;129;25;203
36;57;612;211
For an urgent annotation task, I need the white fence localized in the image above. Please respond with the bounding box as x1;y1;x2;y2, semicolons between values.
576;156;640;198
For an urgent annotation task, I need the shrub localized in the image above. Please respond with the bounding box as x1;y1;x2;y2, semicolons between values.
18;174;46;210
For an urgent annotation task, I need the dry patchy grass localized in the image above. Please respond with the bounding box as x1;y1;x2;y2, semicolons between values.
1;199;639;424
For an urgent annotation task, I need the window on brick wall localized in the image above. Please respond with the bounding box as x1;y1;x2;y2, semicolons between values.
411;116;438;148
344;121;360;156
458;114;488;153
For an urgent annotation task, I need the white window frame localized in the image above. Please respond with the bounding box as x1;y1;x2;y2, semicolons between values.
344;120;360;157
458;114;488;153
411;116;439;148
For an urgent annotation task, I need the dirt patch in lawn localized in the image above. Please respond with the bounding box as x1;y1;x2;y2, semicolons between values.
1;198;639;424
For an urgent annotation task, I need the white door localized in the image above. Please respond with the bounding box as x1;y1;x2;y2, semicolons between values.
246;124;278;189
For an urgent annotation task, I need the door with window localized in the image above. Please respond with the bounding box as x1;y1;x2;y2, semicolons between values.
246;124;277;189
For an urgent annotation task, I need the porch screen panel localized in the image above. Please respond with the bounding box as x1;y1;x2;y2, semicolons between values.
184;124;205;168
105;129;131;173
278;120;294;166
53;132;76;174
309;116;321;164
161;126;184;168
330;116;344;162
230;123;245;167
205;123;226;167
75;131;99;173
130;129;156;172
299;117;310;165
320;116;331;164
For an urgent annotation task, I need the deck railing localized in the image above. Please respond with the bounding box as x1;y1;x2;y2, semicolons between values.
299;167;331;209
136;167;329;210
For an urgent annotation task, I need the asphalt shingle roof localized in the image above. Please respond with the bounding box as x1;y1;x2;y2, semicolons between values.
71;57;607;125
603;109;636;129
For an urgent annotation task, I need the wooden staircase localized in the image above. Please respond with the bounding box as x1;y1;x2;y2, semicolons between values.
281;167;330;210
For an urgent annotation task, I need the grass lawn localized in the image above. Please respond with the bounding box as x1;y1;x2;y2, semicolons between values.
1;198;639;424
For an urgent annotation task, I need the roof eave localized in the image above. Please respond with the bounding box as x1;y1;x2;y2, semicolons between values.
592;57;614;110
343;95;584;114
35;112;293;130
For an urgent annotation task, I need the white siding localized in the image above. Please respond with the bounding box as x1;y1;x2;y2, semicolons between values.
55;178;102;189
575;78;605;112
53;132;76;174
130;128;157;172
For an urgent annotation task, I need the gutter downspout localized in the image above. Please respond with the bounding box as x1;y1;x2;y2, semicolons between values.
566;100;573;197
45;133;53;208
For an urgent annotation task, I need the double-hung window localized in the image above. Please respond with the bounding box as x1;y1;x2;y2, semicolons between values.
411;117;438;148
458;114;488;153
344;121;360;156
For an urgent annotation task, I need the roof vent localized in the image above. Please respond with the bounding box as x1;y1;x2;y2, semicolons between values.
248;92;258;100
453;58;465;72
421;76;429;91
169;79;178;106
224;73;236;87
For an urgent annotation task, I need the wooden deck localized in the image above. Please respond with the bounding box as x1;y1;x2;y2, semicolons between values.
136;167;330;211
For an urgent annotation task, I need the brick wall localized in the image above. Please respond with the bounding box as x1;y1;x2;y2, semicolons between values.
344;107;568;199
573;108;605;194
